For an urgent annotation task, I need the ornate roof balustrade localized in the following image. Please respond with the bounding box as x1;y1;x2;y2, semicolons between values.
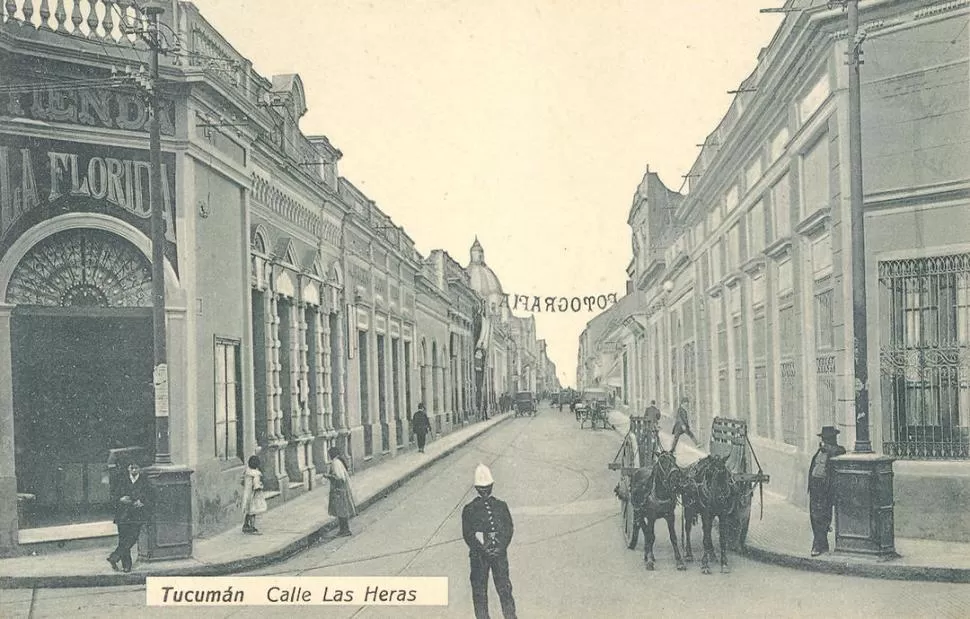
1;0;152;47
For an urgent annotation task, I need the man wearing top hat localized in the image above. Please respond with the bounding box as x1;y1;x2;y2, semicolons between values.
808;425;846;556
462;463;517;619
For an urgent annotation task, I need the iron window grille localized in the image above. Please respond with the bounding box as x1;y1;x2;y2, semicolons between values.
879;254;970;460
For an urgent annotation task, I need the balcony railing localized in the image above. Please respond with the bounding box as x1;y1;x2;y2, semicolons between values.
2;0;150;45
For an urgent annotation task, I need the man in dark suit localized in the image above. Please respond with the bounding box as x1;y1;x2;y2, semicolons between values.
462;464;516;619
644;400;661;423
808;426;846;556
107;460;151;572
670;396;697;453
411;402;431;453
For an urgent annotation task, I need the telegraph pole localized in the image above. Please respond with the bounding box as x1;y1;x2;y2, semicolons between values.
831;0;897;558
846;0;871;454
146;1;171;465
138;0;192;561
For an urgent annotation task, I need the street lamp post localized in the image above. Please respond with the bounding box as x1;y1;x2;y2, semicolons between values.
138;0;194;562
831;0;897;559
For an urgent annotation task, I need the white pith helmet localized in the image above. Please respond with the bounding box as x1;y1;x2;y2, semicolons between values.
474;463;494;487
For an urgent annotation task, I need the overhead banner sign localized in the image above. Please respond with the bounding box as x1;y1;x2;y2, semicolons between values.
506;293;619;313
0;134;178;272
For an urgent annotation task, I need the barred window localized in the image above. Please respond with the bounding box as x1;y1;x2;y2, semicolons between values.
880;254;970;460
815;283;837;429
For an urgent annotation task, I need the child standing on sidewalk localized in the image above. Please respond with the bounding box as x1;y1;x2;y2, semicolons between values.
242;455;267;534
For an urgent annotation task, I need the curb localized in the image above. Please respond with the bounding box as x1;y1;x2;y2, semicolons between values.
742;542;970;584
0;414;512;590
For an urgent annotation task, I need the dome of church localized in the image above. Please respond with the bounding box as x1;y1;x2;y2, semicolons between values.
466;237;505;299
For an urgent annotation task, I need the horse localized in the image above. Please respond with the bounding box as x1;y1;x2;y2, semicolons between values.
679;454;745;574
625;449;686;571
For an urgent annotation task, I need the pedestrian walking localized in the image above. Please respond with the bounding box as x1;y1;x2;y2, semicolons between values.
644;399;661;423
411;402;431;453
808;426;846;556
462;464;517;619
670;396;697;453
241;455;267;534
325;446;357;537
106;459;150;573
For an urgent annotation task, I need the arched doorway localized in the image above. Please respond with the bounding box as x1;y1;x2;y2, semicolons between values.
7;228;155;528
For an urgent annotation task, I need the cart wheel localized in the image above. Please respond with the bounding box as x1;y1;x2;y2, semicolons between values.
622;498;638;549
726;491;753;551
617;433;640;548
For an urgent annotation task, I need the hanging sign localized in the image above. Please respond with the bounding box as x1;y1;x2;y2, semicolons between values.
0;134;178;271
505;293;619;313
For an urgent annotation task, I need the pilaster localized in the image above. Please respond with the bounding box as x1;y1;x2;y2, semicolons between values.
0;304;18;554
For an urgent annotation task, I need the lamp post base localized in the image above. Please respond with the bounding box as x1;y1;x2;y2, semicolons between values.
832;453;899;559
138;464;193;562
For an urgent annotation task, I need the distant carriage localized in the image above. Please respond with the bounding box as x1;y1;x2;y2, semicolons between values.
577;388;613;430
514;391;537;417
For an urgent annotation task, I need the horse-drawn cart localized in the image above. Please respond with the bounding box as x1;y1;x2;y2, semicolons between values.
609;415;660;547
708;417;770;549
577;388;614;430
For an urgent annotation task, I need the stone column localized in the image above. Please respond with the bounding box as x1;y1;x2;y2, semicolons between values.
264;289;289;492
297;301;315;485
312;308;332;475
284;299;308;488
334;308;350;452
0;304;18;554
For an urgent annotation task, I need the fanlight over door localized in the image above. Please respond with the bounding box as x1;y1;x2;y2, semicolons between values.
6;228;153;308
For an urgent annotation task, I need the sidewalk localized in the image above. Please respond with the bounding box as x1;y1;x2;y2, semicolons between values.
0;413;513;589
608;410;970;583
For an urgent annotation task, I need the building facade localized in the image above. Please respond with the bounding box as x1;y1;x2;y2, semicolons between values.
432;249;479;426
0;1;556;556
581;0;970;541
466;239;512;413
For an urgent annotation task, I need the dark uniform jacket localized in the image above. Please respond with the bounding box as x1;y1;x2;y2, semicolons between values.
644;405;661;423
113;473;151;525
462;495;514;556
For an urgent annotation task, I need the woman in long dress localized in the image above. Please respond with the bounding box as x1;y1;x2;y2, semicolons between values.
326;446;357;536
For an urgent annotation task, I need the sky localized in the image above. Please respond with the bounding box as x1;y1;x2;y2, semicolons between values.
189;0;784;388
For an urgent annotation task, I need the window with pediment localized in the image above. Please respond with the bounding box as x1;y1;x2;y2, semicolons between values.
251;230;267;254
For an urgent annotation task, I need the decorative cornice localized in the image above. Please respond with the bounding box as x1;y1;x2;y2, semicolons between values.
742;255;767;276
765;236;793;259
795;207;831;238
914;0;969;20
251;173;341;247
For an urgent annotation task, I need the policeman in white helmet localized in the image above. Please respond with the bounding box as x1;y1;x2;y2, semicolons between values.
461;463;517;619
